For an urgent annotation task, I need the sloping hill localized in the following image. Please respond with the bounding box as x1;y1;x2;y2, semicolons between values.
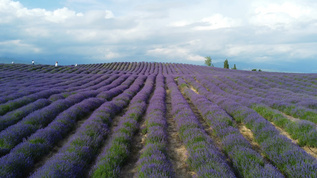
0;62;316;177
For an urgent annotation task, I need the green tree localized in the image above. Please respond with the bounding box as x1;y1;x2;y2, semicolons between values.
204;56;212;66
232;64;237;70
224;59;229;69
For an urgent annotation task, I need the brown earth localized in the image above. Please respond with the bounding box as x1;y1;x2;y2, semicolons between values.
165;89;193;178
119;115;146;177
237;124;263;155
270;121;317;159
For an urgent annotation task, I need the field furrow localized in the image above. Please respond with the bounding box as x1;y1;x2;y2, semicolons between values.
0;62;316;177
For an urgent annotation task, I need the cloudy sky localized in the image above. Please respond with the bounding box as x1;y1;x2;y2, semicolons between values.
0;0;317;72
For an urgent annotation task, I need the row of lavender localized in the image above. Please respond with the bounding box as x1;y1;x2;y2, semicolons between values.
0;71;148;177
0;71;138;155
167;76;237;177
0;74;135;155
1;62;317;177
0;74;126;132
135;75;173;177
194;74;317;147
1;62;218;75
182;76;317;177
30;75;147;177
177;77;283;177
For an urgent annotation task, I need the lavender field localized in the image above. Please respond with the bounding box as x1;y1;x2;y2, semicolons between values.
0;62;316;178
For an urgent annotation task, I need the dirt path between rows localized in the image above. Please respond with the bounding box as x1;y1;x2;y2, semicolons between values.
165;88;192;178
270;121;317;159
237;124;263;155
185;79;275;169
281;112;317;128
119;78;156;178
119;114;146;178
184;95;224;154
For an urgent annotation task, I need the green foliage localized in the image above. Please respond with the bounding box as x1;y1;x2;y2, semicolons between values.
0;139;6;148
92;143;128;178
253;104;317;147
0;105;10;115
180;83;187;88
29;138;46;144
252;69;257;71
232;64;237;70
204;56;212;66
141;127;147;134
224;59;229;69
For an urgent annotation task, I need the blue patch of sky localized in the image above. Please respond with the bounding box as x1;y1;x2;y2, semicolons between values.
17;0;64;10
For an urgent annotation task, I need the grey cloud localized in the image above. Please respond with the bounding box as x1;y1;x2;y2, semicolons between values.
1;0;317;73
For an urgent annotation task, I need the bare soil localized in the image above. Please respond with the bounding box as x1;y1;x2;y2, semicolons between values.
120;80;156;178
119;115;146;178
184;94;223;153
165;89;193;178
190;86;199;94
271;122;298;144
270;121;317;159
282;112;317;128
237;124;263;154
236;123;281;168
303;146;317;159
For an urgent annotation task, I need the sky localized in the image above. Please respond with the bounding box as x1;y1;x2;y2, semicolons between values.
0;0;317;73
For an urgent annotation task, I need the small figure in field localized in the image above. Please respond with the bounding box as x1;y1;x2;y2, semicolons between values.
32;60;34;65
12;61;14;64
55;61;58;67
75;64;77;67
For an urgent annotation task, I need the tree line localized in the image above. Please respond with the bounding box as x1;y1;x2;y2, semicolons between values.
205;57;236;70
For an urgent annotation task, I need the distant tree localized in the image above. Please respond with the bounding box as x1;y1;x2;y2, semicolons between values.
232;64;237;70
204;56;212;66
258;69;262;72
224;59;229;69
252;69;257;71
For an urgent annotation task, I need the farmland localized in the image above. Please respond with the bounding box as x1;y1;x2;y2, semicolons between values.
0;62;316;178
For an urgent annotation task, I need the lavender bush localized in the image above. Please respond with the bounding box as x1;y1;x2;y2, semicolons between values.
167;76;236;178
0;99;51;131
90;75;155;177
136;75;173;177
0;62;316;177
0;98;103;177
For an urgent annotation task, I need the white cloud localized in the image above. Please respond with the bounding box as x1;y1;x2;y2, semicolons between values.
169;20;191;27
225;42;317;62
44;7;79;23
169;14;240;30
91;48;123;60
0;0;317;72
250;1;317;30
147;46;205;61
24;27;50;37
0;40;41;53
104;10;114;19
193;14;241;31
